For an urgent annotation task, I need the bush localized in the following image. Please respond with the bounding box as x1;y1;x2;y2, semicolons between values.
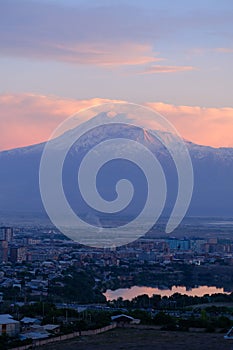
153;312;175;325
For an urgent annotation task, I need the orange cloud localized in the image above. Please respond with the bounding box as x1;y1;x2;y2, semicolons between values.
0;94;113;151
0;94;232;151
146;102;233;148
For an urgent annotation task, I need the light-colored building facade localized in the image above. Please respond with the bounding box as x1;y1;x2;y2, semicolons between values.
0;314;20;336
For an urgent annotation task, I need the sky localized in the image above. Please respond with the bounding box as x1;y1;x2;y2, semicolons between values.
0;0;233;150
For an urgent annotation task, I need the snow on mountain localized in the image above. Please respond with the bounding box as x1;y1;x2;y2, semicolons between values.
0;113;232;219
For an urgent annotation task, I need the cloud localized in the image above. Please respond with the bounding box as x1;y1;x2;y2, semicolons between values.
146;102;233;148
188;47;233;55
0;94;113;150
0;1;232;68
0;94;233;151
46;43;160;66
0;1;162;67
141;65;196;74
214;47;233;53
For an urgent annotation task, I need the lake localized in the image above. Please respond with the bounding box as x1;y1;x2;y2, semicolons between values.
104;285;230;301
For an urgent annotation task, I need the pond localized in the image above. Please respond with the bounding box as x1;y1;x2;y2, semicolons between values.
104;285;230;301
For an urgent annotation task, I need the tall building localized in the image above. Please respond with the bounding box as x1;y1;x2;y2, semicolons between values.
10;246;27;263
0;241;8;263
0;227;13;243
166;238;190;251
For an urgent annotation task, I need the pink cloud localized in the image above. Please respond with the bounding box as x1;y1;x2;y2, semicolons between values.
141;65;196;74
48;43;161;67
0;94;112;151
214;47;233;53
146;102;233;148
0;2;163;68
188;47;233;56
0;94;232;151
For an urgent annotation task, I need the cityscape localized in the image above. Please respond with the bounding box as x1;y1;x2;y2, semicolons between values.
0;222;233;348
1;0;233;349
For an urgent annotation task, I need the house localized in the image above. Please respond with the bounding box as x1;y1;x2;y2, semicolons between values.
20;324;50;340
20;317;41;330
111;314;140;326
0;314;20;336
43;324;60;334
20;331;50;340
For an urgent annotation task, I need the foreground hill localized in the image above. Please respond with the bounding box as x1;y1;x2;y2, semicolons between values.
37;327;233;350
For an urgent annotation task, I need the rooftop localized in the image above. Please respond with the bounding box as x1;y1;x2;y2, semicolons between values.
0;314;19;324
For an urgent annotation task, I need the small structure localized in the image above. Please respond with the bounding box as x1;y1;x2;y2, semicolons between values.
111;314;140;327
0;314;20;336
20;324;50;340
20;331;49;340
43;324;60;334
224;326;233;339
20;317;41;330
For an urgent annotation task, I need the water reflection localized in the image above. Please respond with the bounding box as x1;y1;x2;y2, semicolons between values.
104;285;230;301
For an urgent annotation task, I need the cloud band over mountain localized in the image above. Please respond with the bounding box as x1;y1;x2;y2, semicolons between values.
0;93;233;151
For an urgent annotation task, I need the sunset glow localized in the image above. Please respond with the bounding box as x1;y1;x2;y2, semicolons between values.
1;94;232;151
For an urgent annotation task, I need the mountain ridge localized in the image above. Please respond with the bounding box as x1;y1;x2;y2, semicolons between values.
0;121;232;220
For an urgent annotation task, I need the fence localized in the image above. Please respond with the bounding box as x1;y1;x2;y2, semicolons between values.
11;323;117;350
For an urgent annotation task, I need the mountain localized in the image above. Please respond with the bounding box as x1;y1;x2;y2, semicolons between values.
0;115;233;225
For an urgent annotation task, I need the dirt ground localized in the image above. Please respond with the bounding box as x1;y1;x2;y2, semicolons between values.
38;328;233;350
